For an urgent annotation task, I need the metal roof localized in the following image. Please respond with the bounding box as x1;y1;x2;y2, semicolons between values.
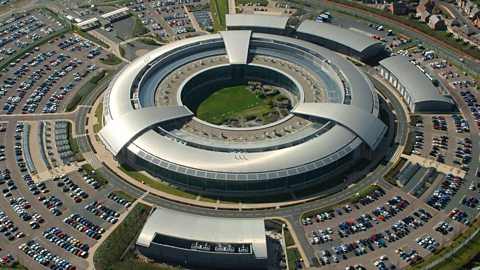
296;20;383;55
76;17;99;27
101;32;380;176
136;208;268;259
100;7;130;19
104;34;223;121
220;31;251;64
293;103;387;149
379;56;454;105
251;33;378;114
129;124;358;174
226;14;289;30
98;106;193;155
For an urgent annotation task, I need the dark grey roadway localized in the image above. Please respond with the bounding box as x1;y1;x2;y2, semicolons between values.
437;1;480;35
288;0;480;76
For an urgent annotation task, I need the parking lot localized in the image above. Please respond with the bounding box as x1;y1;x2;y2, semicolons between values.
0;10;64;64
300;185;469;269
0;33;108;115
411;114;472;170
0;117;135;269
87;0;211;43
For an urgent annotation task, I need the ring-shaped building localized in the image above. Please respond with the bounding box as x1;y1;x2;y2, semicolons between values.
99;30;387;195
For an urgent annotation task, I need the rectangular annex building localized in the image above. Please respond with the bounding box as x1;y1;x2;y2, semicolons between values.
379;56;454;113
296;20;384;61
226;14;289;35
136;208;268;269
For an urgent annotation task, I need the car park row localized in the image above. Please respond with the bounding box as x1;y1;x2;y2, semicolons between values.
19;240;76;270
43;226;89;258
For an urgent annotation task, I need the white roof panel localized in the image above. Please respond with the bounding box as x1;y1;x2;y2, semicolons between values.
220;31;251;64
296;20;383;55
293;103;387;149
130;124;358;173
98;106;193;155
379;56;454;104
226;14;289;30
136;208;267;259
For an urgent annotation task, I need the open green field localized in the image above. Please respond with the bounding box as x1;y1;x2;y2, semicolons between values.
196;85;273;124
209;0;228;31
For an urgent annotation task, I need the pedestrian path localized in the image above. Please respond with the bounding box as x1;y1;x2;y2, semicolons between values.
85;157;99;164
401;153;466;177
138;191;149;201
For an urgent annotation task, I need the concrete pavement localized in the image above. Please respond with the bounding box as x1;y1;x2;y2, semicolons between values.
228;0;236;15
401;153;466;178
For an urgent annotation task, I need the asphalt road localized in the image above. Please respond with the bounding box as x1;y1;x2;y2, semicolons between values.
290;0;480;76
437;1;480;35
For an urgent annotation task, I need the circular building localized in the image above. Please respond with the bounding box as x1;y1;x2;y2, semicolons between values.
99;30;387;196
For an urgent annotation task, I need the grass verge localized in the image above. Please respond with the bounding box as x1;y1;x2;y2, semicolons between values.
100;54;122;65
0;0;30;15
301;184;380;219
287;247;302;270
100;252;182;270
411;217;480;269
0;265;28;270
81;163;108;186
93;203;152;270
118;165;197;200
402;131;414;155
72;26;110;48
119;46;126;57
66;69;113;112
67;122;85;162
209;0;227;32
112;190;136;202
383;157;406;186
284;228;295;247
137;37;162;46
130;12;148;37
93;102;103;138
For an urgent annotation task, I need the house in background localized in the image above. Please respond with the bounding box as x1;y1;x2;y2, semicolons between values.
391;2;409;15
419;10;432;22
428;15;447;30
417;0;435;14
446;18;462;28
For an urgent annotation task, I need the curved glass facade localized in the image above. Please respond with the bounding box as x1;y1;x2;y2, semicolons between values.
126;144;360;195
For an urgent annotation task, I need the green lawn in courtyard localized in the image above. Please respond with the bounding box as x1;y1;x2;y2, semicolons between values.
196;85;273;124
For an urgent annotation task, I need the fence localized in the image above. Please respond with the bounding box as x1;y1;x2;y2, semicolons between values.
289;0;480;78
421;225;480;269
